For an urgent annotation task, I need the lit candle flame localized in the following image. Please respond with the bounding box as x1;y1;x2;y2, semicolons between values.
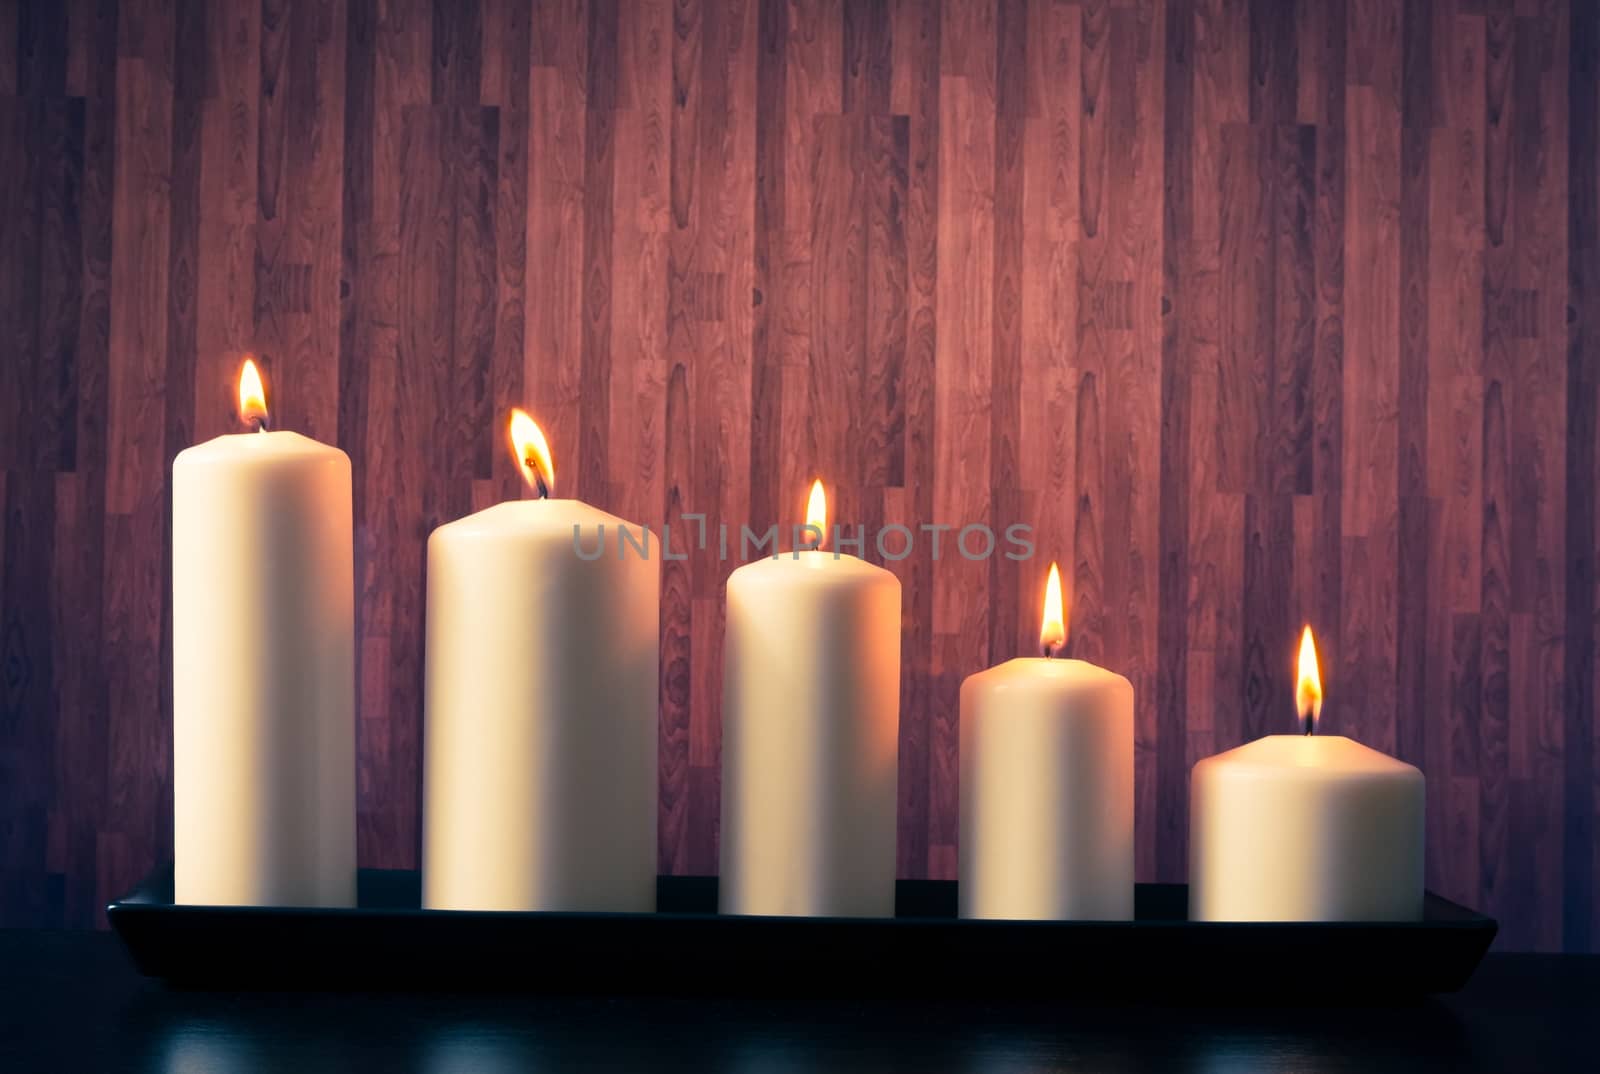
805;478;827;549
238;358;268;431
1296;625;1322;734
1040;561;1067;657
508;408;554;498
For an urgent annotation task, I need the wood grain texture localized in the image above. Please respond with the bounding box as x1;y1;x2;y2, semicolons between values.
0;0;1596;950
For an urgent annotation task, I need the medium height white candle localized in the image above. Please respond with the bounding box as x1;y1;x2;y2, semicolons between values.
172;359;356;907
423;410;659;912
1189;627;1425;921
720;481;901;918
959;563;1134;920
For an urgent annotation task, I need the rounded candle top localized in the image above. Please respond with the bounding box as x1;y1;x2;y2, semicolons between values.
434;498;642;540
1196;734;1423;781
176;429;347;465
732;547;896;581
964;656;1132;698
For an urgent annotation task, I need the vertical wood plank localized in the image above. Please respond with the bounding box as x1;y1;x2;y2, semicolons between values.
579;0;616;503
452;106;498;486
339;0;374;470
0;93;36;467
930;0;995;876
196;0;260;443
987;0;1024;667
608;0;666;526
0;0;16;96
57;0;116;927
1478;0;1514;937
891;0;939;879
1;473;56;922
1508;1;1568;953
392;100;452;870
1564;0;1597;956
656;0;696;876
1157;0;1193;882
101;0;175;913
526;2;587;481
357;0;431;868
1305;0;1346;746
105;16;172;517
1342;3;1401;754
483;0;530;502
1112;0;1163;883
1395;0;1431;777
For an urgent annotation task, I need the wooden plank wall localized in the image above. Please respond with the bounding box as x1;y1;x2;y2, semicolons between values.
0;0;1594;951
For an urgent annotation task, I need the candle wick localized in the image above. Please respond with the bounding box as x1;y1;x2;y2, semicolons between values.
247;415;269;434
528;462;550;501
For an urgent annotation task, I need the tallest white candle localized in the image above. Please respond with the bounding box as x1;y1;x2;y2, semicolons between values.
172;360;356;907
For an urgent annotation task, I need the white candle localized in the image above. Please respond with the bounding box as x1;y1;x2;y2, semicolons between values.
423;410;658;912
959;563;1133;920
719;481;901;917
172;359;356;907
1189;627;1425;921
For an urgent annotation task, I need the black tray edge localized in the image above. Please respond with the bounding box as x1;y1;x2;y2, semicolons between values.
109;865;1498;999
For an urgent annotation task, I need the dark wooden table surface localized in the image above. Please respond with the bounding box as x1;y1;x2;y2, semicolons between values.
2;930;1597;1073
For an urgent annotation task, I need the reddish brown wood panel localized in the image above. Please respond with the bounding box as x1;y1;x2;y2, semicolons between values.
0;0;1596;950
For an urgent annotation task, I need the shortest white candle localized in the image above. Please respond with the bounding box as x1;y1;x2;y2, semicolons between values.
1189;627;1425;921
1189;735;1424;921
959;565;1133;920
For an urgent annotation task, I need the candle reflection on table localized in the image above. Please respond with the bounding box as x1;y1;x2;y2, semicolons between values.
128;989;1477;1074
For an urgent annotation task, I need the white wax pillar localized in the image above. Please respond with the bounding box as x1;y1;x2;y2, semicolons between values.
959;658;1134;920
423;500;659;912
720;551;901;917
1189;735;1424;921
172;431;356;907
